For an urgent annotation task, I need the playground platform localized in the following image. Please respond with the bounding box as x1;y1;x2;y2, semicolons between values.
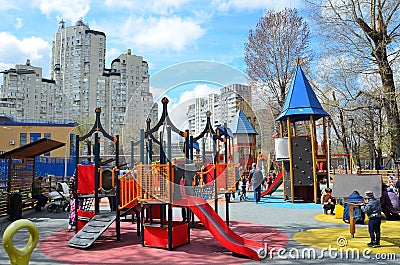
1;194;399;265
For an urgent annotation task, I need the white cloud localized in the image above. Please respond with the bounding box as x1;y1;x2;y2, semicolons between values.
15;18;23;29
0;62;14;71
104;0;190;15
0;1;18;11
33;0;91;23
167;84;219;130
176;84;217;105
118;16;205;52
149;86;166;102
0;32;51;71
213;0;300;12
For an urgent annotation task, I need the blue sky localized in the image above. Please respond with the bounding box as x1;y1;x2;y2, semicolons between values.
0;0;304;127
0;0;302;77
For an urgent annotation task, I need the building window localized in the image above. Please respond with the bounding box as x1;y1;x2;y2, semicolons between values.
30;133;41;143
20;133;27;146
44;133;51;156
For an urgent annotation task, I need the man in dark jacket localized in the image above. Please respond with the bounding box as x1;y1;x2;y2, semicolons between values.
249;163;263;203
361;191;382;247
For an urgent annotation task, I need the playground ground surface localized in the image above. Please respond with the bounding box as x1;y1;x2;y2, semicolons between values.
1;191;400;265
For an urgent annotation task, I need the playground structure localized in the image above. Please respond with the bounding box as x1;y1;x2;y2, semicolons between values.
229;109;258;176
273;61;330;203
68;99;265;261
259;153;284;197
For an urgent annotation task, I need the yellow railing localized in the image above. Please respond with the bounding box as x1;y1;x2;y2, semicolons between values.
135;163;172;202
118;168;140;209
193;164;216;187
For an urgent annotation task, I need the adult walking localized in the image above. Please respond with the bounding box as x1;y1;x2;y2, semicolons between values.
249;163;263;203
361;191;382;248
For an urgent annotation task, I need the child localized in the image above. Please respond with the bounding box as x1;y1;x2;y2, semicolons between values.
361;191;382;247
240;175;247;201
321;187;336;214
235;178;241;198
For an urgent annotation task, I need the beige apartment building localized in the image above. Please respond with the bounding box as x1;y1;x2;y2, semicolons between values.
0;115;75;157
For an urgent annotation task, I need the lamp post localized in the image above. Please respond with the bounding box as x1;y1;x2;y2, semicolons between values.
64;126;77;180
64;123;94;179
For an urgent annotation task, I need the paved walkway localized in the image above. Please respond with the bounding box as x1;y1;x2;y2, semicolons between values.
1;194;399;264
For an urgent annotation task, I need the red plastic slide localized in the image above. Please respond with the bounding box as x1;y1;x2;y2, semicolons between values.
175;196;265;261
261;171;283;197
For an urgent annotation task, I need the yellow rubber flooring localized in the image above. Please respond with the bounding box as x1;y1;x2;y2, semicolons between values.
294;213;400;255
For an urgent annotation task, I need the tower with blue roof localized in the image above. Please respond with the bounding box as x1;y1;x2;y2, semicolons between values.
229;110;257;172
275;60;330;203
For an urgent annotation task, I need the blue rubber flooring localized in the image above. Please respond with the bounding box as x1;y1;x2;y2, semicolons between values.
232;194;322;210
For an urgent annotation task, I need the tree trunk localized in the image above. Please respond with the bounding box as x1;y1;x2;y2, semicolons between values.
357;15;400;160
378;60;400;160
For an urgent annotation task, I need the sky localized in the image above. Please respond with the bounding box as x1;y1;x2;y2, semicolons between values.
0;0;302;76
0;0;303;128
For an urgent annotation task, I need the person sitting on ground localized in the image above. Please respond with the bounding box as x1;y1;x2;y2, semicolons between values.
343;191;365;224
321;187;336;215
32;176;48;212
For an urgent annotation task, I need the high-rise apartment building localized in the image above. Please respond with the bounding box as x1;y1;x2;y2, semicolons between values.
187;97;208;137
104;49;157;149
218;84;252;126
0;20;157;156
51;20;106;122
186;84;256;151
0;59;58;121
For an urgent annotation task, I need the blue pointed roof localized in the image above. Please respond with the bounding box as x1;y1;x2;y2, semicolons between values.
216;125;234;138
276;64;329;122
229;110;257;135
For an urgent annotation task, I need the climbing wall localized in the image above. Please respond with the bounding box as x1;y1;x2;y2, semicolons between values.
292;136;313;186
284;135;315;202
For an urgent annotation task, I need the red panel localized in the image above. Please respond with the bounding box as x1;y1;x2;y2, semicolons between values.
146;204;162;219
171;222;189;247
77;164;95;194
205;164;215;184
144;221;188;249
216;164;227;190
77;210;95;231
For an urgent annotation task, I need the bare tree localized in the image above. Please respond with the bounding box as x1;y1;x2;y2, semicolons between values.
76;117;95;161
307;0;400;162
244;8;312;110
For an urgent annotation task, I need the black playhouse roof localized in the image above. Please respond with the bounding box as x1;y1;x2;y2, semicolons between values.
0;138;65;159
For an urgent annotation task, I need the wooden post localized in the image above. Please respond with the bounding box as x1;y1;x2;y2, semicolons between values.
349;204;355;237
287;117;294;202
310;115;318;203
